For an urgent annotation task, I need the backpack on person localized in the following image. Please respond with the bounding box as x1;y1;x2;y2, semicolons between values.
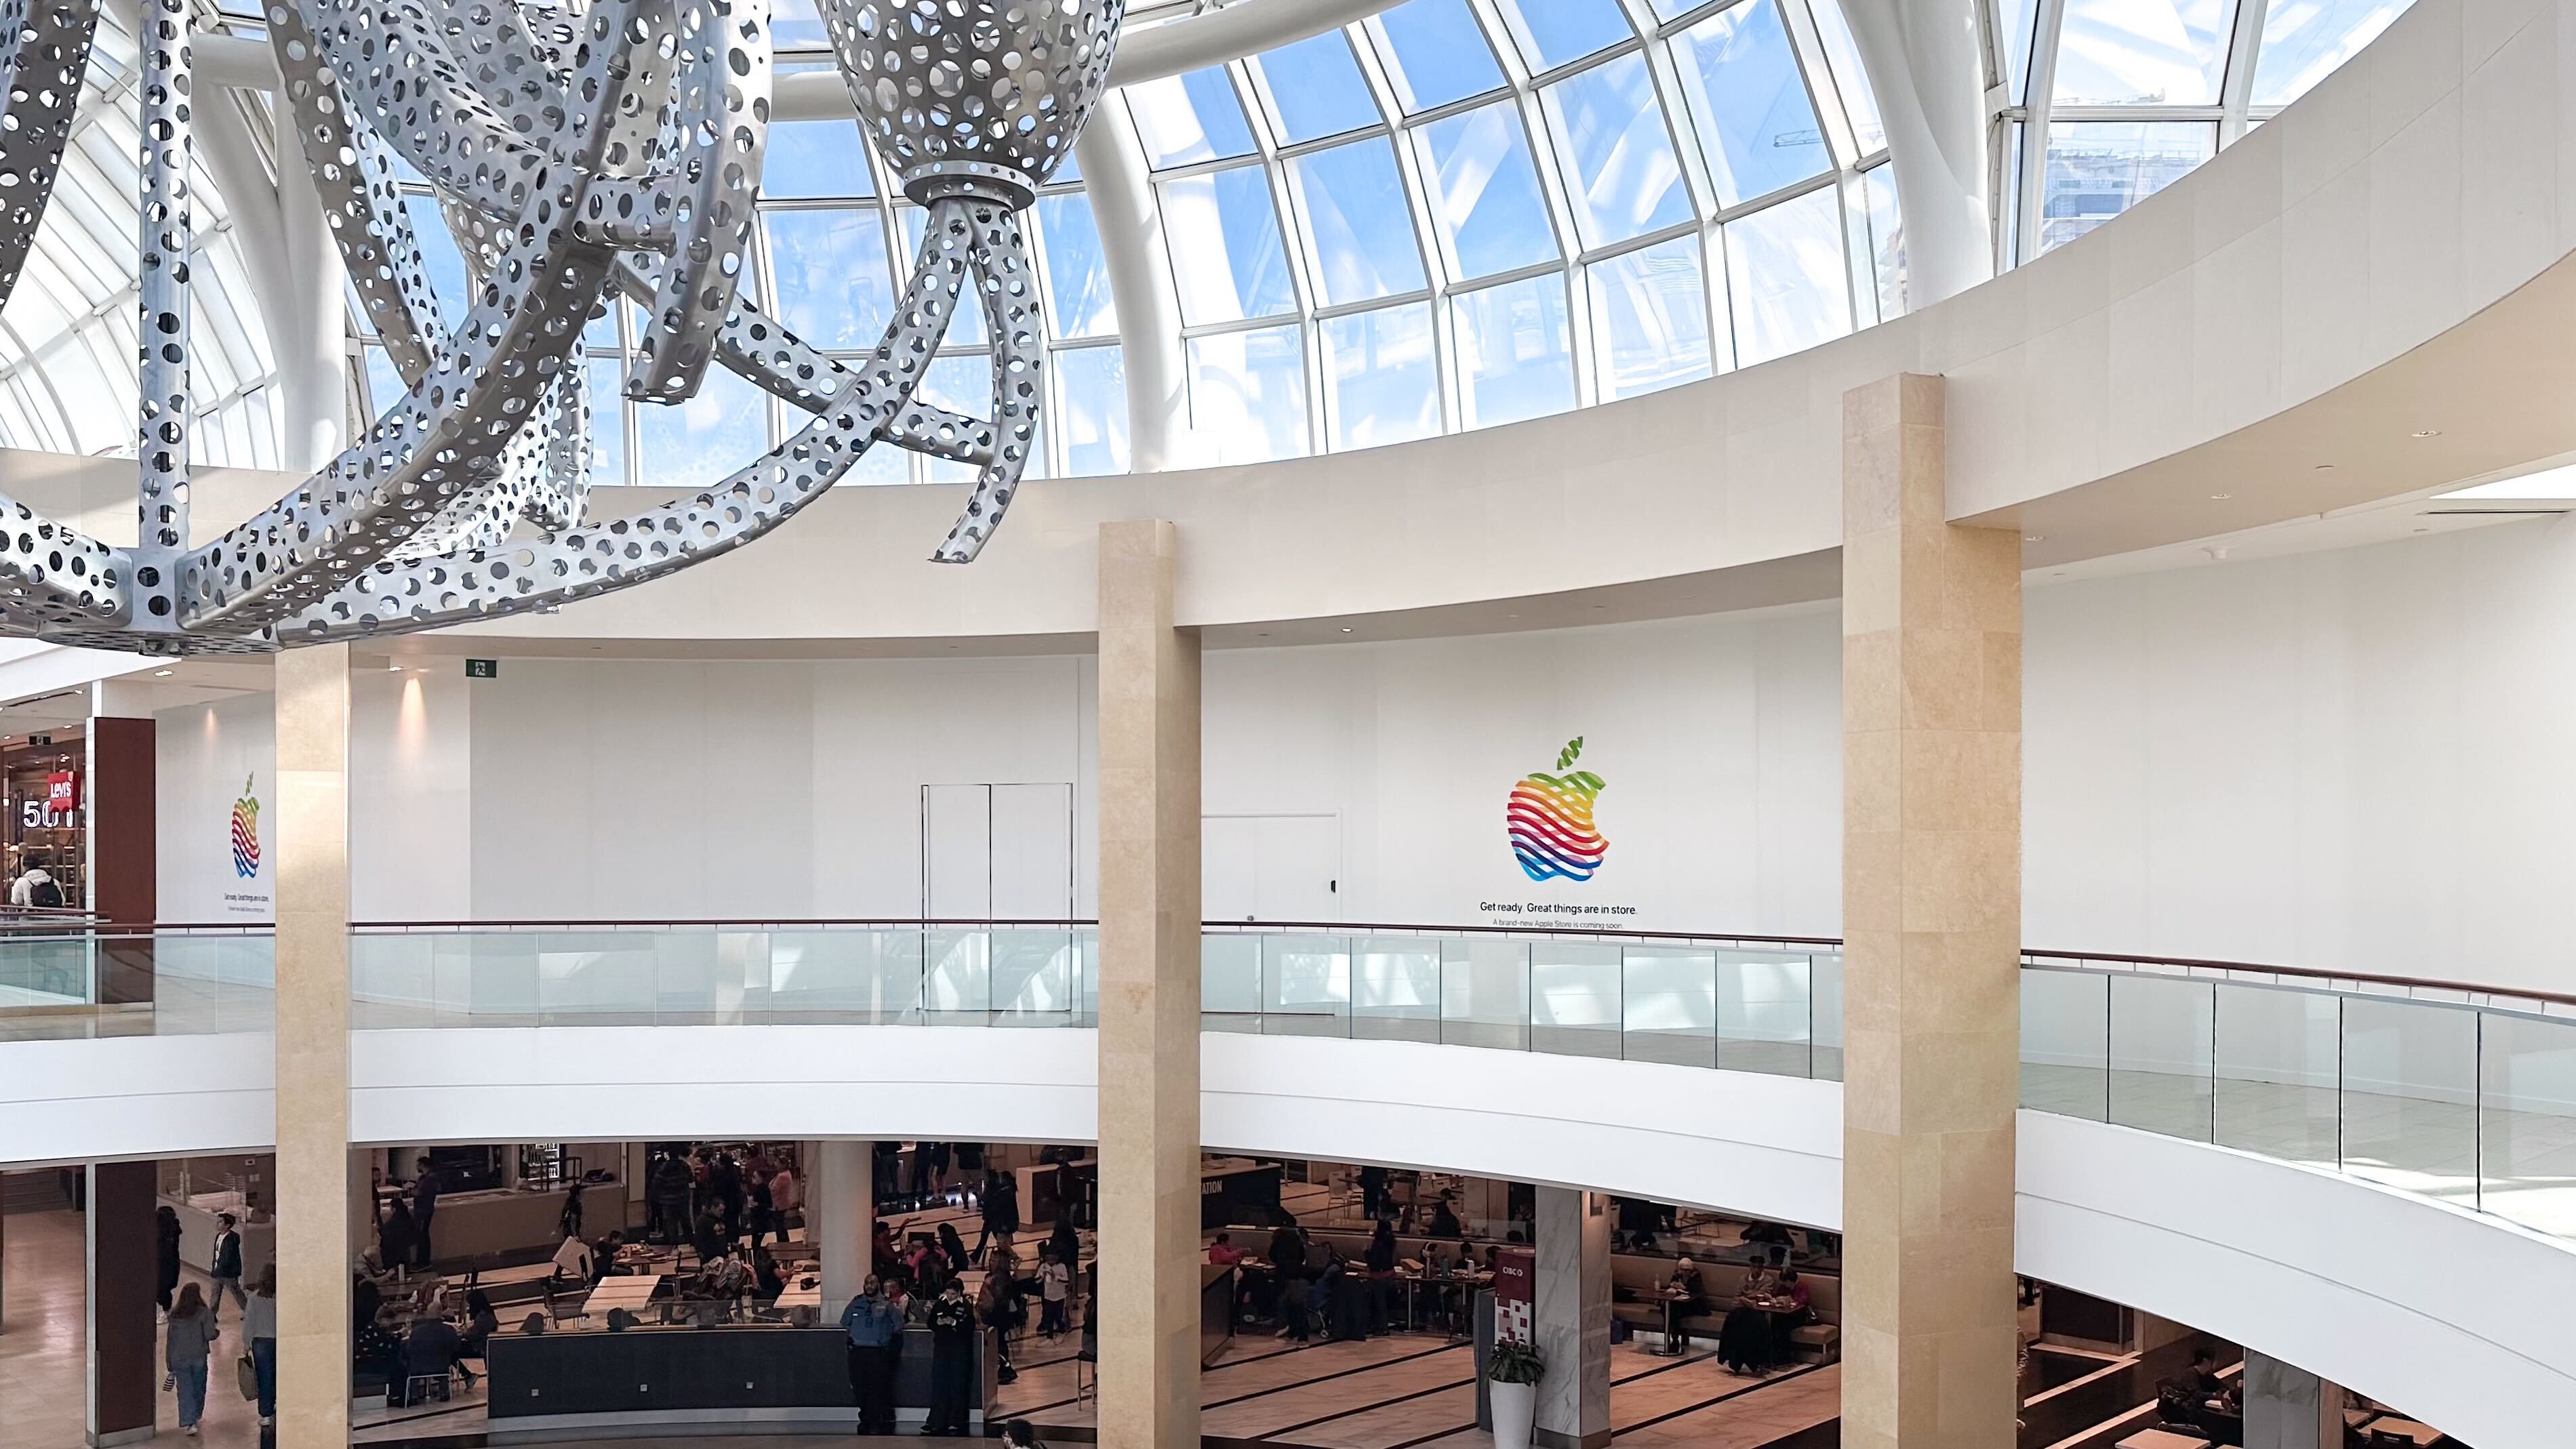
28;876;62;908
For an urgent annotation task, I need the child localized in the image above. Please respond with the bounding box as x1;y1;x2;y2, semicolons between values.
1038;1243;1072;1337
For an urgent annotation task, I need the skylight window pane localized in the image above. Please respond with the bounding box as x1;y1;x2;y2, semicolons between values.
1189;323;1308;464
1322;303;1438;449
1057;345;1129;476
586;357;626;485
1037;194;1117;338
401;194;470;317
1722;186;1853;367
1452;273;1573;429
1127;68;1257;169
2253;0;2411;106
1667;0;1831;209
1286;138;1426;307
1809;0;1887;155
764;207;894;349
771;0;827;49
2053;0;2237;105
1542;52;1691;249
363;346;405;423
2036;120;2213;253
1372;0;1505;114
1861;163;1906;321
635;363;767;487
1492;0;1634;72
1588;237;1709;399
1414;102;1558;281
920;355;994;484
1997;0;2041;101
764;121;873;198
1163;164;1297;326
1253;31;1380;144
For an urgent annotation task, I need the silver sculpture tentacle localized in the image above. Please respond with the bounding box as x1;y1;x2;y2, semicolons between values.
0;0;1124;654
621;0;769;404
929;202;1042;564
0;0;104;304
609;258;994;468
127;0;190;638
287;196;980;642
266;0;448;381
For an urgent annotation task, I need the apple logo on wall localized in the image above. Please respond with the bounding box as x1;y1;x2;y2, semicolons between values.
1506;737;1609;883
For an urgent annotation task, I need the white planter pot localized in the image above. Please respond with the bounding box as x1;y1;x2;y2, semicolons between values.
1491;1377;1537;1449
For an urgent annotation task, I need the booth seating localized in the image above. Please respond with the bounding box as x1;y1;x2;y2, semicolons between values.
1604;1254;1841;1362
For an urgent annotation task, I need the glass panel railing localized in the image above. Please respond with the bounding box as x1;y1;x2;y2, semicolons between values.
15;920;2576;1244
0;929;273;1040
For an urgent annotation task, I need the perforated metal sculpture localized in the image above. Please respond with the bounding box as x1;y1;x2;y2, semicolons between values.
0;0;1119;654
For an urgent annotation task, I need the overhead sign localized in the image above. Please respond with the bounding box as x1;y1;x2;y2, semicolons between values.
465;659;498;678
45;771;76;812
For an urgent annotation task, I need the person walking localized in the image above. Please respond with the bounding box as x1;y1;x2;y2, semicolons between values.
164;1283;219;1436
207;1214;245;1325
923;1279;978;1435
245;1265;279;1427
155;1205;183;1313
841;1275;902;1435
649;1151;693;1246
974;1167;1018;1256
559;1180;586;1242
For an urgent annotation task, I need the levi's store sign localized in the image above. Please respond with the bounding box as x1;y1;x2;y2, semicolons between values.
45;771;75;812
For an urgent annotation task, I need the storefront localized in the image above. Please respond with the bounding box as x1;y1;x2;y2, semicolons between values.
2;732;84;906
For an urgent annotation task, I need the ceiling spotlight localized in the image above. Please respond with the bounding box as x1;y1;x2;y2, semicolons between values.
2209;493;2232;500
385;659;403;671
2024;534;2044;543
1339;627;1354;634
2412;429;2442;438
153;668;172;677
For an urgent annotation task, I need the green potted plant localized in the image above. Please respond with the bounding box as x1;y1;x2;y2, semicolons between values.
1487;1339;1545;1449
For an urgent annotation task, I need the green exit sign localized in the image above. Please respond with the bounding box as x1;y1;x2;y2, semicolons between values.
465;659;498;679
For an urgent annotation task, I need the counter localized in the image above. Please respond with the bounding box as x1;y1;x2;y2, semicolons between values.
482;1324;990;1439
391;1179;620;1265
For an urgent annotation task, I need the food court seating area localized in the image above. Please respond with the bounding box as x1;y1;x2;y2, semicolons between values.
1605;1254;1842;1361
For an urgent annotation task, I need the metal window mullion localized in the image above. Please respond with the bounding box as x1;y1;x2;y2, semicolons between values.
1313;288;1434;323
2218;0;2269;146
1273;121;1398;165
1773;0;1861;170
1443;256;1569;297
1702;218;1737;374
1230;57;1322;457
1837;165;1875;327
1705;167;1845;227
1348;23;1454;447
2015;0;2069;266
2046;103;2226;121
1572;216;1699;268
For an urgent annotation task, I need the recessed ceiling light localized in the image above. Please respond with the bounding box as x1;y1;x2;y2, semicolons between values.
2412;429;2442;438
2023;534;2043;543
153;668;172;677
2209;493;2232;500
385;659;402;671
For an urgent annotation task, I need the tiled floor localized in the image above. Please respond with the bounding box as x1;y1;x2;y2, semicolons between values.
2;1206;266;1449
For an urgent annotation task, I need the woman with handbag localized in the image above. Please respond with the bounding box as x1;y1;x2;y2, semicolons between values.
164;1283;219;1436
243;1265;279;1427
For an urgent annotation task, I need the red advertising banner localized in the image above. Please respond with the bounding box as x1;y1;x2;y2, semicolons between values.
1491;1245;1535;1345
45;771;76;813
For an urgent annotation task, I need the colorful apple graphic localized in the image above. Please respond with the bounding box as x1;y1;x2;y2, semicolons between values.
231;775;261;879
1506;737;1608;882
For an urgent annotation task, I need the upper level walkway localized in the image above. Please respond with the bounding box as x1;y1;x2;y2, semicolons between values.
3;920;2569;1447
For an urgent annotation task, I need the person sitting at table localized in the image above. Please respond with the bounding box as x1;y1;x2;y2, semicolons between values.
350;1278;404;1397
751;1247;787;1304
1658;1258;1706;1354
691;1204;731;1267
590;1231;625;1283
1720;1261;1782;1374
940;1221;973;1275
460;1289;498;1360
2191;1347;2226;1397
397;1311;468;1405
1427;1196;1463;1239
1207;1231;1243;1266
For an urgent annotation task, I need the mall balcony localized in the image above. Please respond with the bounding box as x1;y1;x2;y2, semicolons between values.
1;0;2571;1447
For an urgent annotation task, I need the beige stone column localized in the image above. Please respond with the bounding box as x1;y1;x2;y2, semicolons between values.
273;643;352;1449
1093;521;1201;1449
1839;374;2021;1449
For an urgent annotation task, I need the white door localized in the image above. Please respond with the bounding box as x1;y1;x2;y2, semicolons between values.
921;783;1076;920
922;784;992;919
1202;814;1340;924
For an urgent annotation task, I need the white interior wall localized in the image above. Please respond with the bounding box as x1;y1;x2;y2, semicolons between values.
151;517;2576;1034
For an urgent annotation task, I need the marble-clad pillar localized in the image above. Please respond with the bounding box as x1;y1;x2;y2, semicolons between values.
1839;374;2022;1449
1093;521;1201;1449
1533;1187;1611;1449
2244;1350;2342;1449
274;643;352;1449
817;1140;874;1313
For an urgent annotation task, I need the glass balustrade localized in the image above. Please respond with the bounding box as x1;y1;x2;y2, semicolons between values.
5;920;2575;1240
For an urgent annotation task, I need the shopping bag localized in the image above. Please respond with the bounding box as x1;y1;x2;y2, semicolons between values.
236;1353;258;1402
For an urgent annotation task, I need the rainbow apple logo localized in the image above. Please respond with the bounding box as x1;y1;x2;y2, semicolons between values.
1507;737;1608;882
231;775;262;879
